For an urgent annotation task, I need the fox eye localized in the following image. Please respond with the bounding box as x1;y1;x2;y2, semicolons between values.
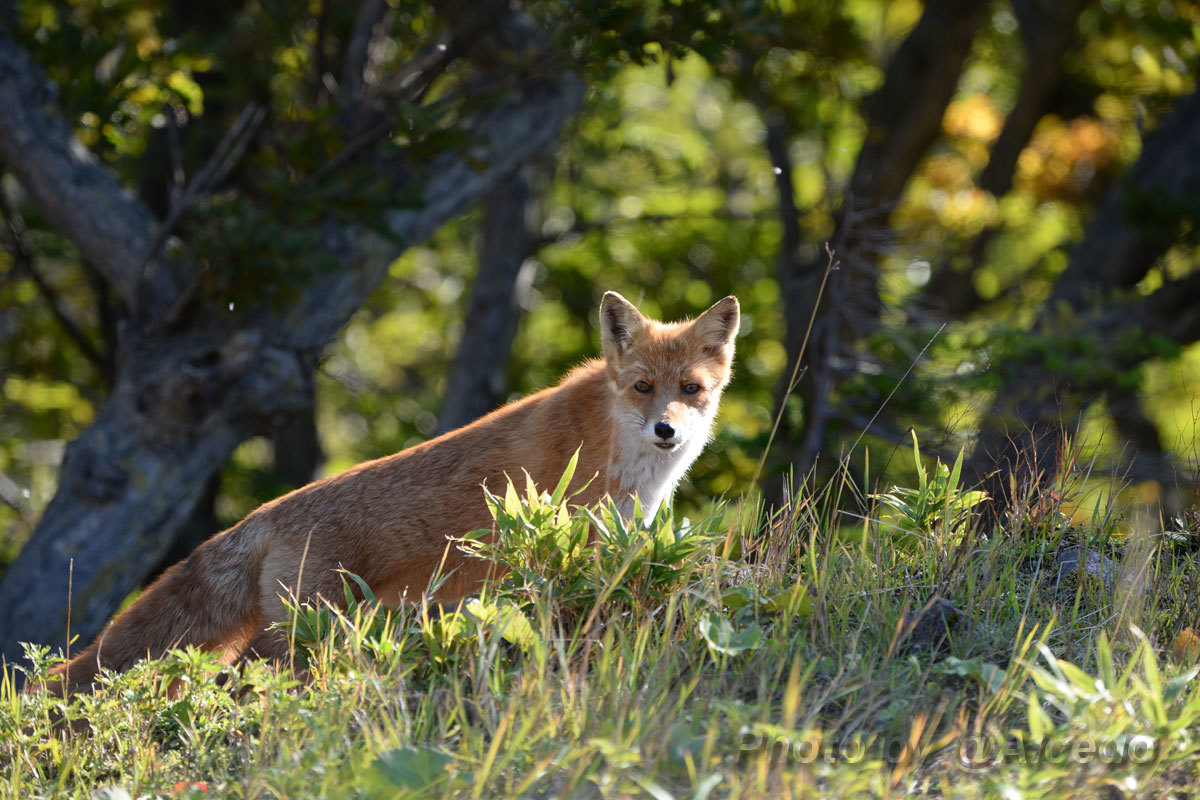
681;382;701;395
634;380;652;393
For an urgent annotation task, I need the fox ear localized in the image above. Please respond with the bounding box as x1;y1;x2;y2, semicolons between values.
693;295;740;356
600;291;647;360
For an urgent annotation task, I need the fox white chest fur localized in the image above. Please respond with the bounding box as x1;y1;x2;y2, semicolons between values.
607;397;716;517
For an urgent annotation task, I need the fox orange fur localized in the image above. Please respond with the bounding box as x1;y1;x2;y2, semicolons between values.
43;292;739;695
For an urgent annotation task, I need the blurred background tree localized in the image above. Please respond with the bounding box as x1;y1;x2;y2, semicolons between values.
1;0;1197;665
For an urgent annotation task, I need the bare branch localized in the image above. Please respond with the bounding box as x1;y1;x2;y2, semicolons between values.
0;32;180;315
915;0;1089;320
139;104;266;331
849;0;991;213
0;181;108;371
312;0;512;185
0;6;583;665
980;0;1090;196
340;0;392;101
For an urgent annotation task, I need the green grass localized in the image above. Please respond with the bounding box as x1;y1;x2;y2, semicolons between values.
3;440;1200;799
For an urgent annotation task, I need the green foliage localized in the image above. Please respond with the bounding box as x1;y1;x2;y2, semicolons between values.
870;431;988;551
459;450;724;623
365;746;460;797
966;631;1200;794
277;569;402;671
697;611;763;657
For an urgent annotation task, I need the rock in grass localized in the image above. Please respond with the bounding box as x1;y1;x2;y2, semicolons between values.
1054;546;1117;589
899;597;962;654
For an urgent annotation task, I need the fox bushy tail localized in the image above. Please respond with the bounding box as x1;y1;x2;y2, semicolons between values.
45;519;269;694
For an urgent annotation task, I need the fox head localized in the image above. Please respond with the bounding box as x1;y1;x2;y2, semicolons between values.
599;292;739;461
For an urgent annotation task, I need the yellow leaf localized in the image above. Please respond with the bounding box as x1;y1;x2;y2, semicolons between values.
1170;627;1200;664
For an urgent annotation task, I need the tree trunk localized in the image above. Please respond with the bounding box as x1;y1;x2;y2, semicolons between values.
147;475;220;585
270;401;324;488
770;0;990;485
0;17;582;666
971;87;1200;513
917;0;1091;319
145;395;322;584
437;170;534;434
980;0;1091;197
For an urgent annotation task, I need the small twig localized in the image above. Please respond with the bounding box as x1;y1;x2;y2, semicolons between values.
287;526;317;676
136;103;266;315
378;0;509;106
65;558;73;682
341;0;391;100
751;245;836;487
303;112;401;188
200;106;265;192
148;264;212;333
136;104;266;330
305;71;501;191
306;0;509;187
843;322;947;459
166;104;186;210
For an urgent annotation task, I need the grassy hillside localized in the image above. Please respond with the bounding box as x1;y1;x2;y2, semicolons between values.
3;442;1200;799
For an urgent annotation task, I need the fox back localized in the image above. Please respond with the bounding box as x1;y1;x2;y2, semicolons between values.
40;291;739;695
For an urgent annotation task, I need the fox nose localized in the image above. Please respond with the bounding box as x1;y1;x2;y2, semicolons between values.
654;421;675;440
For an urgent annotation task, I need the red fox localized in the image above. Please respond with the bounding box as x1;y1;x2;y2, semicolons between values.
42;292;739;695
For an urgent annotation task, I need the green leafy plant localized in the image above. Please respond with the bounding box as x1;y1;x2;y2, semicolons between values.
870;431;988;551
457;450;726;625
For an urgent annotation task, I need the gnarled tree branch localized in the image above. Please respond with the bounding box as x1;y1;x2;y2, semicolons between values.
0;9;583;667
0;34;182;316
770;0;990;483
915;0;1091;319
